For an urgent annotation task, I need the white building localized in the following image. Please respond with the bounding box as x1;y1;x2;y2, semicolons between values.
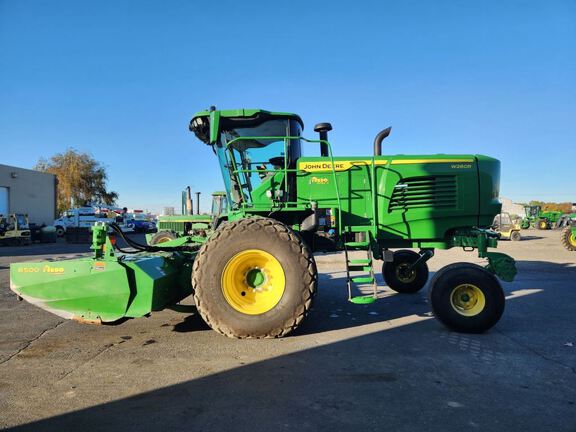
500;197;525;217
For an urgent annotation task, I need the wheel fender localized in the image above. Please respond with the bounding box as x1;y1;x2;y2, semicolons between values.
485;252;517;282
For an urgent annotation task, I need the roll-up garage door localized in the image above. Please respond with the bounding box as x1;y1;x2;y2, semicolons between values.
0;187;8;216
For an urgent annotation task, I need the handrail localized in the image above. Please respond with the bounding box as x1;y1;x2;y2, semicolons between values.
223;135;343;236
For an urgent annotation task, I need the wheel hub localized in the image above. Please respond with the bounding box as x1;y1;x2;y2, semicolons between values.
246;268;266;288
221;249;285;315
450;284;486;317
396;263;416;283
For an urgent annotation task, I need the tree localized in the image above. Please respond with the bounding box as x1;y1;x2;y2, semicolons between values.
35;149;118;213
528;200;572;213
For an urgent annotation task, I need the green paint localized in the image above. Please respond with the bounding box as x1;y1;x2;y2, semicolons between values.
9;222;195;322
349;296;377;304
485;252;517;282
246;269;265;288
10;107;518;326
190;108;515;281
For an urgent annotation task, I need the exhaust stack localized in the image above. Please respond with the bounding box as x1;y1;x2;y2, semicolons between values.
374;127;392;156
195;192;201;215
314;123;332;157
185;186;193;215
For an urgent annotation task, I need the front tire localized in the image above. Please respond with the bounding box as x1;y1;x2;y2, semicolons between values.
382;250;429;293
537;219;548;230
510;231;521;241
561;226;576;251
55;226;65;237
429;263;505;333
192;217;317;338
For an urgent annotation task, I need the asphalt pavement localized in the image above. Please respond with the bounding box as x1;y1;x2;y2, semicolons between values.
0;230;575;431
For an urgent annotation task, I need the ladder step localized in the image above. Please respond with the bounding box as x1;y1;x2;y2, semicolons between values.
345;241;370;248
349;295;377;305
348;259;371;265
348;265;372;272
351;276;375;284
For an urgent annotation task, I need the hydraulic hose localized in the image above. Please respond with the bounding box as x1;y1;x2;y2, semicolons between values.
107;223;200;253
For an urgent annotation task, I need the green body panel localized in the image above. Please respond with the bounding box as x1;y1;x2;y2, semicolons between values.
122;255;192;317
485;252;517;282
541;210;563;223
294;155;500;247
10;259;132;321
157;215;211;233
189;107;514;282
10;255;192;322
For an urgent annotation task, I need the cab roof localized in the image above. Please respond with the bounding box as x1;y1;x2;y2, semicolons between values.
189;108;304;144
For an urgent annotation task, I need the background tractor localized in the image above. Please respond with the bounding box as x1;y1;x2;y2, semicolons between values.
521;205;563;230
561;222;576;251
148;190;228;245
10;107;516;338
0;213;31;246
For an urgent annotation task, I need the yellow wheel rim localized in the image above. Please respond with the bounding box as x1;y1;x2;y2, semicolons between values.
450;284;486;317
221;249;285;315
570;233;576;247
540;221;547;229
396;263;416;283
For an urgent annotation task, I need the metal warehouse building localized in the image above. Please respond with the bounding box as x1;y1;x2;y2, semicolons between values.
0;164;57;225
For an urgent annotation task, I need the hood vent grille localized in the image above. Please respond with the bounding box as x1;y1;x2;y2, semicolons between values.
389;176;457;212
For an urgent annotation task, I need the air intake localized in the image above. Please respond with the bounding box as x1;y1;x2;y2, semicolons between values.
389;176;457;212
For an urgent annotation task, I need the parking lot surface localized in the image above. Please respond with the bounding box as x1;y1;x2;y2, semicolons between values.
0;230;575;431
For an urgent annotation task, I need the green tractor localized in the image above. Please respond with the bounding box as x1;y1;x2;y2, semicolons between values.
0;213;31;246
149;190;228;245
521;205;563;230
10;108;516;337
561;222;576;251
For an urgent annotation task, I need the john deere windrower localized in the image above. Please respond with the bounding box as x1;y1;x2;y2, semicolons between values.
10;107;516;337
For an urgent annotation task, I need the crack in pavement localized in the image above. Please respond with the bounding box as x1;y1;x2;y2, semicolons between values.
495;329;576;375
57;342;115;381
0;321;66;365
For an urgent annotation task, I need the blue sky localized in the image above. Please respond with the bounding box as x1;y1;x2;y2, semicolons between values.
1;0;575;212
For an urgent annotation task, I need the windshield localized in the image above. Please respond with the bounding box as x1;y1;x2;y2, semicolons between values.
211;195;228;217
217;119;302;205
15;214;28;229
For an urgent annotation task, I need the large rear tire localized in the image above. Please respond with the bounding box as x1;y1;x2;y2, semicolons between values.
561;226;576;251
429;263;505;333
192;217;317;338
382;250;429;294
